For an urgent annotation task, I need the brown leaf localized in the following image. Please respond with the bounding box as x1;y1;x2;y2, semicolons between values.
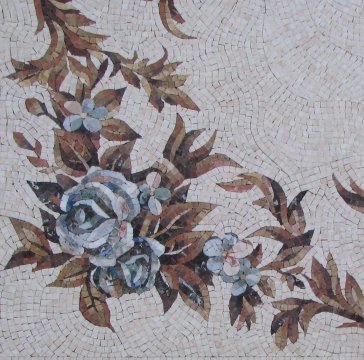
157;202;217;239
229;294;243;326
100;118;141;141
120;65;141;87
247;244;263;267
48;258;90;288
345;273;364;315
25;98;47;116
13;132;34;151
33;253;73;272
27;181;64;213
237;297;256;331
271;309;300;350
310;257;335;300
5;218;52;270
54;129;99;177
272;298;307;311
163;113;186;162
27;156;49;168
158;0;196;39
248;227;293;243
175;264;210;320
4;247;39;269
337;322;364;329
79;280;114;331
39;209;59;244
56;174;78;191
262;246;312;271
217;179;255;193
93;88;126;111
9;218;51;255
99;141;135;178
258;275;276;298
164;231;213;264
191;154;241;178
299;302;329;334
333;174;364;213
156;265;179;313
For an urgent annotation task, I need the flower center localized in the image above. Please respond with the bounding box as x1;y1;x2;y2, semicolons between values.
80;112;88;119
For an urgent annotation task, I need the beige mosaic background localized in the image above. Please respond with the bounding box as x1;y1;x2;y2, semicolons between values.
1;0;364;358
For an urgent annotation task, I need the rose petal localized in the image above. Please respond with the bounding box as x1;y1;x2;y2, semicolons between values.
223;259;240;276
239;258;251;269
82;99;95;113
56;216;84;256
144;237;165;257
245;268;261;286
220;271;239;283
83;116;102;132
148;196;162;215
146;172;161;189
203;237;223;257
206;257;224;274
230;241;249;259
63;115;83;132
231;280;247;296
83;219;116;249
64;101;82;114
154;187;171;201
90;106;108;119
222;232;238;250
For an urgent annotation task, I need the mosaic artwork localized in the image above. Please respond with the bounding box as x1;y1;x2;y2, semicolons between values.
1;0;364;358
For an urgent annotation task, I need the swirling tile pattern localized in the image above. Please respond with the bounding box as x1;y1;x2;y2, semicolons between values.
0;0;364;357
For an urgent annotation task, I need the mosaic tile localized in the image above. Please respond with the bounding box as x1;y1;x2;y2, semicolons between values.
1;0;364;358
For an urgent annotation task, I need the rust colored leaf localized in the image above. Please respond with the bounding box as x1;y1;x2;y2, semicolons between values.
258;275;276;298
27;156;49;168
93;88;126;111
175;264;210;320
272;298;308;311
13;132;34;151
158;0;196;39
99;141;135;179
48;258;90;288
79;281;114;331
217;179;255;193
229;294;243;326
25;98;47;116
33;253;73;272
100;118;141;141
164;231;213;264
56;174;78;191
54;129;99;177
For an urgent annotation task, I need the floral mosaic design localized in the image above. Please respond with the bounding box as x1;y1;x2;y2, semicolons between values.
2;0;364;354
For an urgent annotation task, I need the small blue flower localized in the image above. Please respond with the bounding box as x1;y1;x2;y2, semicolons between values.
63;99;108;133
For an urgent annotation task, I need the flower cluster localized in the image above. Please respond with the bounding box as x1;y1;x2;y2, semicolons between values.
203;233;261;296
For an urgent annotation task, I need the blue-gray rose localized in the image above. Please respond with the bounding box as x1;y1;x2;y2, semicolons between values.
91;236;165;296
56;167;140;267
